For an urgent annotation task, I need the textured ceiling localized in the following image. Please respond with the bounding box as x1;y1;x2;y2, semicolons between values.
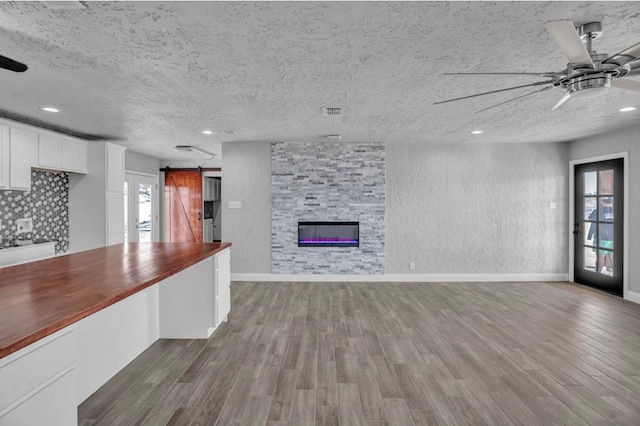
0;1;639;160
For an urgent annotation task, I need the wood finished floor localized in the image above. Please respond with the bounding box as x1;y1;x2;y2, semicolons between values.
79;281;640;425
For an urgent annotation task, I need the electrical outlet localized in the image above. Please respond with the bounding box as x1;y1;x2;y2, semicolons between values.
409;261;416;270
549;201;557;210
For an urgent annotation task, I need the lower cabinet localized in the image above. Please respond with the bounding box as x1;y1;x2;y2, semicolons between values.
203;219;214;243
0;328;76;426
0;248;231;425
215;248;231;326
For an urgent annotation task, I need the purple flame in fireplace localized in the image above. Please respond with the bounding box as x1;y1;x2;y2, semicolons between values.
298;221;359;247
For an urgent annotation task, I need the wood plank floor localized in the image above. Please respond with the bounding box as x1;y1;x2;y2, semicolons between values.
78;281;640;425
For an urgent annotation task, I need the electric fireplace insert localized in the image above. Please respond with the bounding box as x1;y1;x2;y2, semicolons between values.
298;221;359;247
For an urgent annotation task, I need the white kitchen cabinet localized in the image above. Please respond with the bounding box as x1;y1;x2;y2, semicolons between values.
106;192;125;245
0;327;76;426
38;133;62;170
69;141;127;252
214;248;231;326
7;127;37;191
38;133;87;174
106;143;125;193
105;144;126;246
0;126;8;188
203;177;221;201
203;219;214;243
61;138;87;173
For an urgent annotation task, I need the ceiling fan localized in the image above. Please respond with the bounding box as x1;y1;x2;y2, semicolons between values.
0;53;28;72
434;20;640;112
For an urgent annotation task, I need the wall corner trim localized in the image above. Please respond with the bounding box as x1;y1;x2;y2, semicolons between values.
625;290;640;305
231;273;569;283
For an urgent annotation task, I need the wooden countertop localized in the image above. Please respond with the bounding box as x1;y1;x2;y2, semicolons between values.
0;242;231;359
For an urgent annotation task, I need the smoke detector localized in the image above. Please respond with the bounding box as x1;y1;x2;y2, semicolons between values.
321;107;345;117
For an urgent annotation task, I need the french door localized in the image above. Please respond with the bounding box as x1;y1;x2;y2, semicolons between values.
124;173;159;243
574;159;623;295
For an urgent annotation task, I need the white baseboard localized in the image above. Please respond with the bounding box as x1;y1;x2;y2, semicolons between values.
231;273;569;283
625;290;640;305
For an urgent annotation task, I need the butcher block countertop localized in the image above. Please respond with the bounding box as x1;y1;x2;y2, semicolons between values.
0;242;231;359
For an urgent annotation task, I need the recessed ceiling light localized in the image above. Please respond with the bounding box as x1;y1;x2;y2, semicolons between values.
202;130;213;135
41;107;59;113
619;106;637;112
471;130;483;135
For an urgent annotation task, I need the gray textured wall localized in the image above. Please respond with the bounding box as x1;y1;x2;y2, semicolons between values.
125;151;161;175
271;142;385;274
223;140;570;276
221;141;272;273
569;123;640;293
386;142;569;274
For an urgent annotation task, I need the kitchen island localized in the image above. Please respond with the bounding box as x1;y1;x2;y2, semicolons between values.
0;242;231;425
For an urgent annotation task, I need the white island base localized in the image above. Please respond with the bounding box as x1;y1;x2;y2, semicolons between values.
0;247;231;426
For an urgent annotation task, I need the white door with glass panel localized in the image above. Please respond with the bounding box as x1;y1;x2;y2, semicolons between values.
124;173;159;243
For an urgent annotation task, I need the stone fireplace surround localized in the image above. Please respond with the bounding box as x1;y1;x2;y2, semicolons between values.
271;142;385;275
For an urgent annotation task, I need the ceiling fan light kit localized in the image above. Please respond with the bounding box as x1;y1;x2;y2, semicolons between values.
435;19;640;112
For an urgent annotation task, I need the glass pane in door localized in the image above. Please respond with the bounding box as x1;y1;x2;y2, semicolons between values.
599;196;614;221
138;183;152;243
599;169;614;195
584;171;597;195
583;247;597;272
583;222;596;247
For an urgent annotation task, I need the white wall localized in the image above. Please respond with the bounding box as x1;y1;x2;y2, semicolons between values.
223;140;570;277
386;142;569;274
221;141;272;273
125;151;161;175
69;143;108;253
569;123;640;293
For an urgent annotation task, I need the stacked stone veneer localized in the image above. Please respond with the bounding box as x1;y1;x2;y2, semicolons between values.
271;142;385;274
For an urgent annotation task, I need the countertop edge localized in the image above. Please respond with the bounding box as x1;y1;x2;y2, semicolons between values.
0;242;232;360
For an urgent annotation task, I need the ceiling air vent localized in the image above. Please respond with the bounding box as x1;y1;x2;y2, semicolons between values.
321;107;345;117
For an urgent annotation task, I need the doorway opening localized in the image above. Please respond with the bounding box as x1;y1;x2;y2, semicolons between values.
570;154;627;297
124;172;160;243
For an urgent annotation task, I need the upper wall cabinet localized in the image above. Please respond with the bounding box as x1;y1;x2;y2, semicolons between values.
106;143;126;193
0;119;89;191
8;127;38;191
0;125;9;188
38;133;88;174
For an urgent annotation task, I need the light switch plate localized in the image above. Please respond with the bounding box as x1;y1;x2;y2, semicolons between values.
16;218;33;234
228;200;242;209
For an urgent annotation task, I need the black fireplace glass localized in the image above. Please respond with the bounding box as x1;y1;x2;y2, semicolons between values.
298;221;359;247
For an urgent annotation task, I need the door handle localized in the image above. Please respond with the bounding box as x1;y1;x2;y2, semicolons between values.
573;230;581;235
198;212;201;220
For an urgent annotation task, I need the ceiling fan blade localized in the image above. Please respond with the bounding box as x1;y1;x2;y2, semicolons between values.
627;60;640;76
544;20;594;66
604;41;640;66
551;92;571;111
0;54;28;72
433;80;554;105
444;72;562;77
476;86;554;113
612;78;640;92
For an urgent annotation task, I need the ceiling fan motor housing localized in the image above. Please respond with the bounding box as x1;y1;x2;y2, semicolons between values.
567;73;612;98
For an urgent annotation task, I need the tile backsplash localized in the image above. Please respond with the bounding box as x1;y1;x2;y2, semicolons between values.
0;170;69;253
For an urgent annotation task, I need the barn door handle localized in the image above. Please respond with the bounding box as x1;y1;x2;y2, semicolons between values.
198;212;201;220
